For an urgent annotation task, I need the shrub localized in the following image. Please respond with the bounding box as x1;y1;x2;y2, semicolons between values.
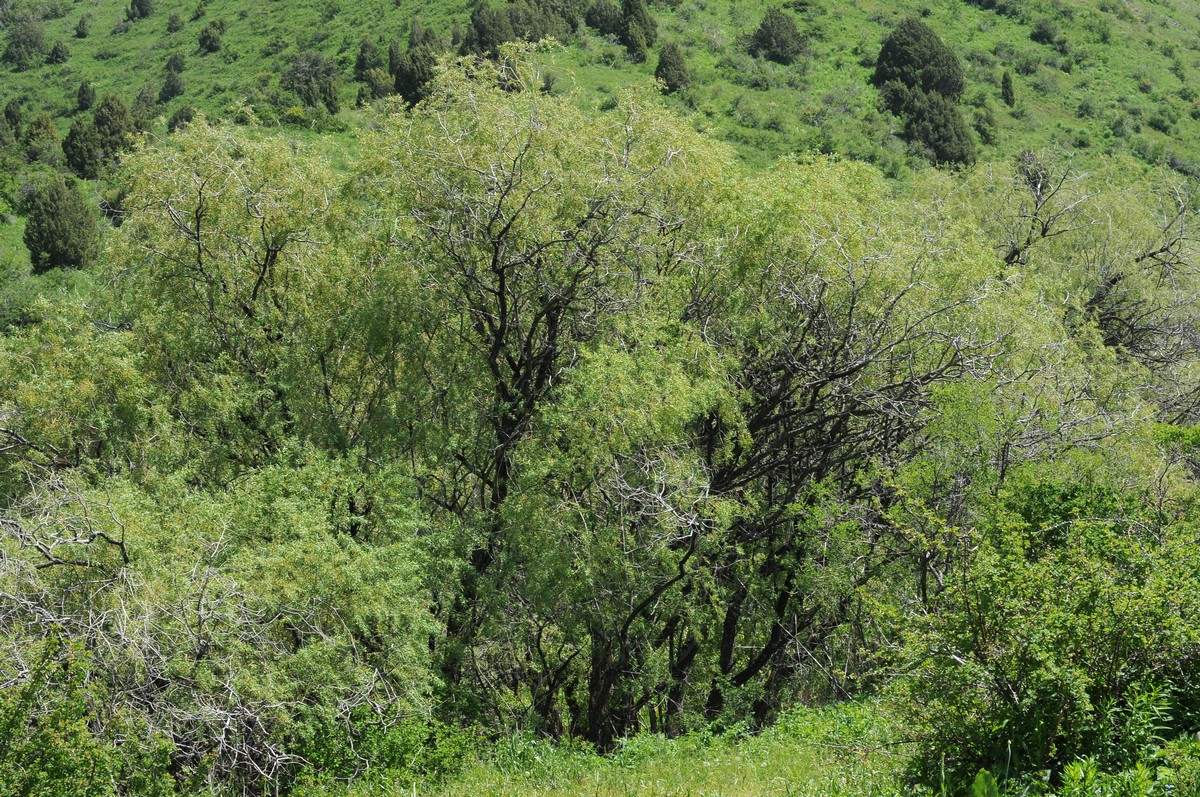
355;37;383;81
3;10;46;71
586;0;623;36
46;40;70;63
22;177;99;272
282;51;341;114
77;80;96;111
394;46;436;105
167;10;183;32
621;0;656;48
198;20;222;53
63;118;102;178
167;104;195;132
872;16;964;101
159;70;185;102
655;40;690;93
748;7;807;65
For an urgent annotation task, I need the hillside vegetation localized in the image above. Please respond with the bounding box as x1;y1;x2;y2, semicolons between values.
4;0;1200;796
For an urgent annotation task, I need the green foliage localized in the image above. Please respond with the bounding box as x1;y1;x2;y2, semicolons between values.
654;40;689;93
92;93;134;167
394;45;437;105
461;4;517;56
748;7;806;65
1001;69;1014;107
3;10;46;71
901;86;976;165
872;16;964;101
126;0;153;22
21;176;97;272
62;118;102;178
892;490;1200;786
354;36;382;81
76;79;95;111
283;51;340;114
197;19;222;53
585;0;622;36
621;0;656;48
46;40;69;64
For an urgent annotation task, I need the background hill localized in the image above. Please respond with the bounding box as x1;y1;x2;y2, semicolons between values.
3;0;1200;173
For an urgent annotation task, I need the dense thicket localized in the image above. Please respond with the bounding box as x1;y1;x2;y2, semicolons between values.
4;48;1200;797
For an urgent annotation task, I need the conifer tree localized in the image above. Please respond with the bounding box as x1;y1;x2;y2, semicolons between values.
77;80;96;111
1001;70;1015;107
749;7;805;65
621;0;656;48
22;177;98;273
655;41;690;93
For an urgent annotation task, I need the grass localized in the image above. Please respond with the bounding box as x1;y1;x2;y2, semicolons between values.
293;701;911;797
7;0;1200;176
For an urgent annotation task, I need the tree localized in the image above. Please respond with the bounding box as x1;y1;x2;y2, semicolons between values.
166;104;194;132
126;0;152;21
3;10;45;71
4;99;21;140
460;3;516;56
654;41;690;93
282;51;341;114
132;83;158;128
167;11;183;32
409;17;439;50
394;46;437;105
22;177;98;273
75;15;90;38
93;94;135;167
872;16;964;101
624;21;647;63
22;112;58;163
354;37;382;81
62;119;102;178
1001;69;1015;107
902;87;976;166
46;41;69;64
197;20;222;53
165;52;185;74
159;70;184;102
76;80;95;111
362;67;392;100
873;18;972;166
388;38;402;76
585;0;622;36
621;0;656;48
748;7;806;65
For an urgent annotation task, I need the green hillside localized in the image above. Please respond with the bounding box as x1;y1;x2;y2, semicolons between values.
4;0;1200;171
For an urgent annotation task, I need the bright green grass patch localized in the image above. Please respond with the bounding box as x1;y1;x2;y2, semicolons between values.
296;701;908;797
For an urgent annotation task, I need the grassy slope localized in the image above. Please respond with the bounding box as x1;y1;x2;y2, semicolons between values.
4;0;1200;175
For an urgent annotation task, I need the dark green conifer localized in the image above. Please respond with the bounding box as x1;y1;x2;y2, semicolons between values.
749;7;806;65
655;41;690;93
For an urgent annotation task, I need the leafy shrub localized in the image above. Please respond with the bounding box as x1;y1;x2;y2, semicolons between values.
893;482;1200;786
